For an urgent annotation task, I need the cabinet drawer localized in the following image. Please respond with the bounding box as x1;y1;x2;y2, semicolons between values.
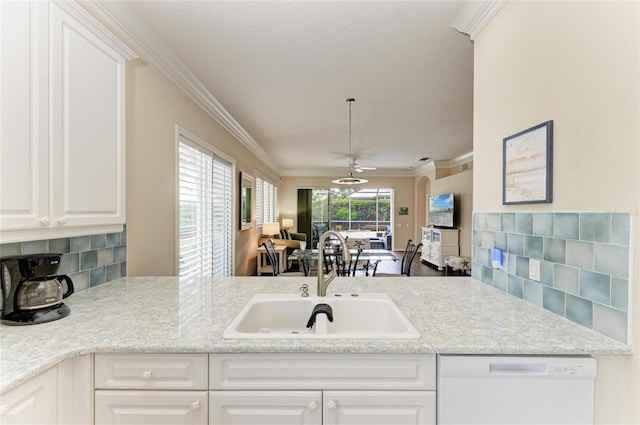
95;354;208;390
95;390;207;425
210;354;435;390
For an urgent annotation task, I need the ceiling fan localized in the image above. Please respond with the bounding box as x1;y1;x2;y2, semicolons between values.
351;158;376;173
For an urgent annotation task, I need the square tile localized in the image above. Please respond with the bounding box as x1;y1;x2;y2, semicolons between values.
90;267;106;287
544;237;566;264
106;263;122;282
474;213;487;230
493;232;508;251
91;234;107;249
501;213;516;233
524;235;543;259
593;303;628;343
516;213;533;235
487;213;501;231
120;261;127;277
540;260;554;286
580;213;611;243
533;213;554;236
80;251;98;270
471;264;483;281
543;286;565;316
555;213;579;240
482;231;494;248
59;253;79;275
114;246;127;263
472;230;483;247
554;264;579;295
611;278;629;312
594;243;629;279
0;243;21;257
566;240;594;270
482;266;493;285
515;256;529;279
580;270;611;305
566;295;593;328
106;232;121;247
524;280;543;306
21;240;48;255
49;238;71;254
98;248;114;267
71;236;91;252
507;275;524;299
493;268;508;291
611;213;630;246
69;271;90;291
508;234;524;256
507;253;517;275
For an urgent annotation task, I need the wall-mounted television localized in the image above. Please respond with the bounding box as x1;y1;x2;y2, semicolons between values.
428;193;455;228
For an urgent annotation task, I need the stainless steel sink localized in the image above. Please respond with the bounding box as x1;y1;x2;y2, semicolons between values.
223;293;419;339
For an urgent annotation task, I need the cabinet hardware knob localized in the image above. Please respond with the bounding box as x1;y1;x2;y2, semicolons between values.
327;400;337;410
190;400;200;410
39;217;50;225
0;405;9;415
57;217;67;224
307;401;318;411
141;370;152;379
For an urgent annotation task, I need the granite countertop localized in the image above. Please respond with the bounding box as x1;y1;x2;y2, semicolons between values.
0;276;631;393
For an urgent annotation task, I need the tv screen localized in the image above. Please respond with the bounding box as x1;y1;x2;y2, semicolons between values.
428;193;455;228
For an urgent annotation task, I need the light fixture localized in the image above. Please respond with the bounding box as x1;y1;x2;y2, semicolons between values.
282;218;294;230
332;98;368;185
262;222;280;239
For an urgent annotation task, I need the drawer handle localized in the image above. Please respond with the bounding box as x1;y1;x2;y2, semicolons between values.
39;217;50;225
190;400;200;410
307;401;318;412
141;370;152;379
0;405;9;416
327;400;338;410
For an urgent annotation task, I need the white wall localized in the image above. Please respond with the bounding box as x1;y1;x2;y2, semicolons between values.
474;2;640;423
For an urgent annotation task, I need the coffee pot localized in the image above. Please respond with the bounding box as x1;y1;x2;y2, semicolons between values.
1;253;74;325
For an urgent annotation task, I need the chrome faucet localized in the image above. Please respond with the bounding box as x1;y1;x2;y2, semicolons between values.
317;231;351;297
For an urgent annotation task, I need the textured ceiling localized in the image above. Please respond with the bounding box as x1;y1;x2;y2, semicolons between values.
125;1;474;176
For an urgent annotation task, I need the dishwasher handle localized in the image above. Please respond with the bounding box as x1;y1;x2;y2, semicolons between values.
489;363;548;375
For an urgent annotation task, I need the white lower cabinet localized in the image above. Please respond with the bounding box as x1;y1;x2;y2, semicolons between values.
95;390;208;425
209;391;322;424
0;367;57;425
209;390;435;425
209;354;436;425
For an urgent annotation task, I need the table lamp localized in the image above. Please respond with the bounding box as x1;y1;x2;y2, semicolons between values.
262;222;280;240
282;218;294;230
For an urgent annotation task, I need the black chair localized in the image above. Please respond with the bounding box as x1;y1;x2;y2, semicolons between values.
322;248;361;277
262;241;308;276
374;239;422;277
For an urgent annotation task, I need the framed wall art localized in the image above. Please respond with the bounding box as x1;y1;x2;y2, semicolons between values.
239;172;254;230
503;120;553;205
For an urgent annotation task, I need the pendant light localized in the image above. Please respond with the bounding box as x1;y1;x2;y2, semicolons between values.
332;98;368;185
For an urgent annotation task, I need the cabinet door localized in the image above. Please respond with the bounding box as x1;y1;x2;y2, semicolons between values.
323;391;436;425
0;1;49;231
209;391;322;425
50;3;126;228
95;390;207;425
0;367;57;425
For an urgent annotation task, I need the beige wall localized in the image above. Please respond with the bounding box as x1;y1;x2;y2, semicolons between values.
474;2;640;423
280;176;417;251
126;59;278;276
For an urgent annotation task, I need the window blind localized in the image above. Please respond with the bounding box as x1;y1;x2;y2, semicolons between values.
178;137;233;277
255;176;278;227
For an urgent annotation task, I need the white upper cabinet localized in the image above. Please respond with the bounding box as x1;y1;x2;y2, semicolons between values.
0;1;136;243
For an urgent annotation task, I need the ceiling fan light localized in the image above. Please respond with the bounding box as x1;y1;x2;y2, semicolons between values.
332;98;368;186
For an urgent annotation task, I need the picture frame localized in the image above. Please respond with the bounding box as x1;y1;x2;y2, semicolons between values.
239;172;254;230
502;120;553;205
398;206;409;215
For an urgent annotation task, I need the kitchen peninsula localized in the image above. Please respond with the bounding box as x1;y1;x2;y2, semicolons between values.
0;276;631;424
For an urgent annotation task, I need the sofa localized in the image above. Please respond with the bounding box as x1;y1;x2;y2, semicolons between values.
257;232;307;257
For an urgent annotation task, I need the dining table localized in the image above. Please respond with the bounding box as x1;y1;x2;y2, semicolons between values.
287;248;397;276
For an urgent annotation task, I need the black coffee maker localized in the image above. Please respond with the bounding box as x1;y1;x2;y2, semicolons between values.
1;253;74;325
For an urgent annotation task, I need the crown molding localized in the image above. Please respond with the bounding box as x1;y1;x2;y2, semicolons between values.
78;0;282;175
450;0;506;40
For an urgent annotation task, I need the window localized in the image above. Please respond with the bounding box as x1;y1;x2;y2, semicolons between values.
255;175;279;227
178;129;234;277
312;188;392;233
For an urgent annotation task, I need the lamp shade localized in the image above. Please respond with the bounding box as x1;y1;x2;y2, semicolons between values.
262;222;280;236
282;218;294;229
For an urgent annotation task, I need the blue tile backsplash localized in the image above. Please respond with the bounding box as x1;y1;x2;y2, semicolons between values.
473;212;630;343
0;227;127;292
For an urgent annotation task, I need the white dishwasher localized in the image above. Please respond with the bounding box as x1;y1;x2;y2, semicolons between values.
438;355;597;425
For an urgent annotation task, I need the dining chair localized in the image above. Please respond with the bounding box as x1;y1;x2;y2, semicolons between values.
262;241;308;276
322;248;361;277
374;239;422;277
